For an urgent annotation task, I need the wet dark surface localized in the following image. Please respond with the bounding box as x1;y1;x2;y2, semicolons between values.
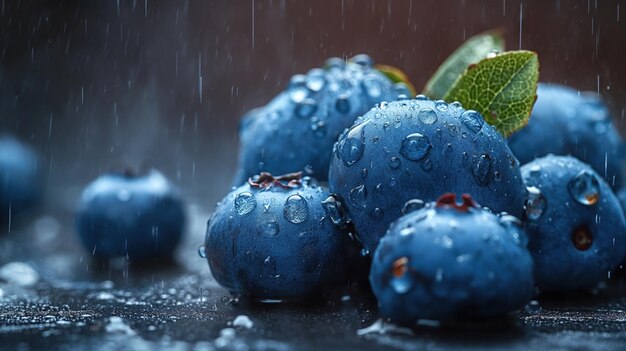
2;187;626;351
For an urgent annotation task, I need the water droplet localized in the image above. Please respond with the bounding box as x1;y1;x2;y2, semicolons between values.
400;133;431;161
360;248;370;256
259;221;279;236
415;94;428;101
321;195;346;225
443;143;453;153
388;157;401;170
349;185;368;209
197;244;207;258
234;192;257;215
499;214;528;246
338;121;367;166
418;108;438;124
361;168;368;179
370;207;384;218
572;225;593;250
324;57;345;69
494;171;502;181
472;154;492;185
362;76;383;98
402;199;424;214
351;54;374;67
421;159;433;171
390;257;412;294
295;98;318;119
305;69;326;92
568;171;601;206
117;189;131;202
524;186;546;221
284;195;309;224
335;94;351;114
435;100;448;111
460;110;484;133
525;300;542;313
311;121;327;138
288;75;308;103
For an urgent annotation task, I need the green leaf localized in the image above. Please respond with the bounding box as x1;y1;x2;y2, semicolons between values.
423;30;505;100
375;64;416;97
443;50;539;137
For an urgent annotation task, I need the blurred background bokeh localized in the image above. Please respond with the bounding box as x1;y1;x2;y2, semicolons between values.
1;0;625;206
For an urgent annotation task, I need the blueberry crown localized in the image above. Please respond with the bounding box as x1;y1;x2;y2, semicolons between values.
435;193;478;212
248;172;303;190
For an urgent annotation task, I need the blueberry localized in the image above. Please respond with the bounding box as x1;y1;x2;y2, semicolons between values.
509;83;625;189
75;170;185;261
521;155;626;291
328;97;526;253
203;172;348;300
0;135;43;226
370;194;534;324
233;54;410;185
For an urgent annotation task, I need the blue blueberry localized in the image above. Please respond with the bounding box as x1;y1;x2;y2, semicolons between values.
0;135;43;226
370;194;534;324
203;172;348;300
328;97;526;253
521;155;626;291
509;83;625;189
76;170;185;261
233;55;410;185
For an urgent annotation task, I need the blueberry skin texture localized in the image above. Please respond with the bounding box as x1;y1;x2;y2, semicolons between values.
76;170;185;261
204;176;347;299
509;83;625;189
521;155;626;292
328;97;526;253
0;135;43;225
233;55;410;185
370;198;534;324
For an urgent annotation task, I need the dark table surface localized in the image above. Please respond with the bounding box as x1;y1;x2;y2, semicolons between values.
2;186;626;351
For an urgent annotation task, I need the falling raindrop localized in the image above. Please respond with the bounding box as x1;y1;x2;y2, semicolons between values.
284;194;309;224
400;133;431;161
524;186;547;221
234;192;256;215
568;171;601;206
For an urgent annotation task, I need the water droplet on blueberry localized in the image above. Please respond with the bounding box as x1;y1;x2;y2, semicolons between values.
338;121;367;166
568;171;601;206
418;108;438;125
259;221;280;236
197;244;207;258
234;192;257;215
400;133;431;161
524;186;547;221
349;185;368;209
472;154;492;185
390;257;412;294
388;157;401;170
335;94;351;114
460;110;484;133
402;199;425;214
295;98;318;119
283;194;309;224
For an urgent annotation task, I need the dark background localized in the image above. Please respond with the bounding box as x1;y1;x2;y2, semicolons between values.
1;0;625;206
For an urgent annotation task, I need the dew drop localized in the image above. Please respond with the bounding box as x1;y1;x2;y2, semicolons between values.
284;195;309;224
288;75;308;103
524;186;546;221
335;94;351;114
460;110;484;133
295;98;318;119
525;300;542;313
338;121;367;166
472;154;492;185
568;171;601;206
321;195;346;225
351;54;374;67
388;157;401;170
197;244;207;258
259;221;280;236
390;257;412;294
349;185;368;209
421;158;433;171
370;207;384;218
418;108;438;124
572;225;593;250
361;168;368;179
362;76;383;98
305;69;326;92
234;192;257;215
400;133;431;161
415;94;428;101
435;100;448;111
402;199;425;214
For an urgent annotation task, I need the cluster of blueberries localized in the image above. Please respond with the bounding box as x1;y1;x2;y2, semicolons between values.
1;54;625;326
